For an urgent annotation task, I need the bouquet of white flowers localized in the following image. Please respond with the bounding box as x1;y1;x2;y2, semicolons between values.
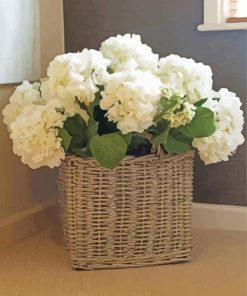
2;34;245;169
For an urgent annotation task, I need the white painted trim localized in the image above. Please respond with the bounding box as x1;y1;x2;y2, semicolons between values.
198;22;247;31
0;199;57;249
203;0;225;24
198;0;247;31
192;203;247;231
0;198;56;228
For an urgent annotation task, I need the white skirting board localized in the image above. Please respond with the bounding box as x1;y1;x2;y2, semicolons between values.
192;203;247;232
0;199;57;250
1;200;246;250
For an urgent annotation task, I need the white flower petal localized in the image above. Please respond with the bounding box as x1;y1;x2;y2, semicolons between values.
193;88;245;164
9;103;66;169
100;70;162;134
158;54;213;103
100;34;159;73
47;49;110;105
2;81;43;130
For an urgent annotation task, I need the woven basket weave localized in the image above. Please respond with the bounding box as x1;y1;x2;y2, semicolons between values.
58;151;194;270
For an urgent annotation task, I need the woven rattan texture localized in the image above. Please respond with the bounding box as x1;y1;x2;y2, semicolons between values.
58;152;194;270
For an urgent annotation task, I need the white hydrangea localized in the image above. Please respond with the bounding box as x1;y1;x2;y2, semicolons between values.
40;79;88;122
158;54;213;103
9;103;67;169
193;88;245;164
100;70;163;134
163;101;196;128
100;34;159;73
47;49;110;106
2;81;43;130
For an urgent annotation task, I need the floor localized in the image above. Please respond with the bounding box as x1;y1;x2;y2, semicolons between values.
0;228;246;296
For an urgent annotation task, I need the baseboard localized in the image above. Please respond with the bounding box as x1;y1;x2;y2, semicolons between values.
0;199;57;250
192;203;247;232
1;200;246;250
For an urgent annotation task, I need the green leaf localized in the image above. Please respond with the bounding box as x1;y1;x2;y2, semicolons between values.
117;132;132;146
87;119;98;142
160;96;179;111
127;134;150;153
86;118;99;150
163;135;192;154
58;128;72;153
87;96;100;118
86;86;104;117
71;147;92;158
194;98;207;107
96;85;104;92
151;126;170;145
151;118;170;145
107;67;114;74
179;107;216;138
154;96;179;123
170;129;193;146
212;97;220;102
63;114;87;149
90;133;127;169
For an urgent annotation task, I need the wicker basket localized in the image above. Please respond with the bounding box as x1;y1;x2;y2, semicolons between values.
58;151;194;270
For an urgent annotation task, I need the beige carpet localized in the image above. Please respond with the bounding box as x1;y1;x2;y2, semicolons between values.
0;228;246;296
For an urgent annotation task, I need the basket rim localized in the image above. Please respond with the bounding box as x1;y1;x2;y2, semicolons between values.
62;150;194;166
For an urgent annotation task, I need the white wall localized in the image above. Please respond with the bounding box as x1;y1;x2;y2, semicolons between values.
0;0;40;83
0;0;64;249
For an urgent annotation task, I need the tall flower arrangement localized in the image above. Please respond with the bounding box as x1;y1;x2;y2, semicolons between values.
2;34;245;169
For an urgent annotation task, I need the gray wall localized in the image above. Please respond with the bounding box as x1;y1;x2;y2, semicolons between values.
63;0;247;206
